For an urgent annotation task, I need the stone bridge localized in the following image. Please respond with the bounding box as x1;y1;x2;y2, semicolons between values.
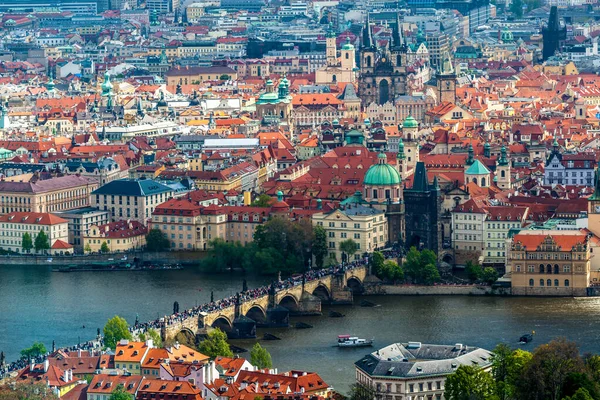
161;266;367;341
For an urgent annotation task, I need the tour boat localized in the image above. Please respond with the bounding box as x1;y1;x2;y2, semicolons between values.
519;331;535;344
337;335;373;348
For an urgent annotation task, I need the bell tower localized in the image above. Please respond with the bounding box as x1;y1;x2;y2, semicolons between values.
437;51;456;104
496;145;512;190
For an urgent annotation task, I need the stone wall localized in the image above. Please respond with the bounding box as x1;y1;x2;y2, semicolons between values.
365;284;510;296
511;286;587;297
0;251;207;266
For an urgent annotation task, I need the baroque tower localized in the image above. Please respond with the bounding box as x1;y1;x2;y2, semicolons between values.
436;51;456;104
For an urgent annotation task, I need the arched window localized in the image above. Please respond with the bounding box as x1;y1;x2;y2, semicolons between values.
554;279;559;287
565;279;570;287
540;279;544;286
547;279;552;287
473;177;478;185
547;265;552;274
366;56;372;68
554;265;559;274
501;170;506;178
345;53;349;59
385;189;391;199
396;55;401;66
481;177;486;187
373;189;378;199
529;279;534;287
539;264;544;273
332;75;337;82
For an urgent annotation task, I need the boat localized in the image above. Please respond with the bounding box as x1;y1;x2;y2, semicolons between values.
519;331;535;344
337;335;373;348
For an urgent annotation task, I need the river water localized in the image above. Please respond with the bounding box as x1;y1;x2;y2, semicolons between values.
3;265;600;392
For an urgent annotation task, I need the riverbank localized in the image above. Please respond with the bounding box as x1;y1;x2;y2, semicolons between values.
0;250;207;266
364;283;511;296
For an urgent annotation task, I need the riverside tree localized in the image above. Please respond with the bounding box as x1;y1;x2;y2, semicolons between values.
403;247;440;285
444;365;495;400
34;230;50;253
103;315;132;349
250;343;273;369
22;233;33;253
146;228;170;252
100;241;110;253
312;225;328;269
20;342;47;359
339;239;358;263
198;328;232;358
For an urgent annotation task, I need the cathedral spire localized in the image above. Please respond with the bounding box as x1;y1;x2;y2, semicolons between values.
392;12;403;48
362;13;373;48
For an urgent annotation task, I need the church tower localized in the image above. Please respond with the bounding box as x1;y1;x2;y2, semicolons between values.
326;23;337;67
340;37;356;72
401;115;420;172
496;145;512;190
437;51;456;104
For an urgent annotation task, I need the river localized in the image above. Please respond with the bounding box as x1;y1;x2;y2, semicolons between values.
3;265;600;392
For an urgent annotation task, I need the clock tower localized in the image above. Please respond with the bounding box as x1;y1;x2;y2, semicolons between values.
588;169;600;237
436;51;456;104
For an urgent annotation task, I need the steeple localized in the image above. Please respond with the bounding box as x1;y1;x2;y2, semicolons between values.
439;51;455;75
498;145;509;166
392;12;404;48
484;141;491;158
466;143;474;165
432;175;439;191
362;13;373;48
398;138;405;160
412;162;430;192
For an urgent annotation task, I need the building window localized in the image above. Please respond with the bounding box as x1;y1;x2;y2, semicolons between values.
565;279;570;287
547;279;552;287
554;279;559;287
540;279;544;287
529;279;534;287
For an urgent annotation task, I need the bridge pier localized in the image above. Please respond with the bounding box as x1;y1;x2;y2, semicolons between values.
294;291;322;316
330;273;354;304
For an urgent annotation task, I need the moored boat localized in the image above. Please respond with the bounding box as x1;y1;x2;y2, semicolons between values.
337;335;373;347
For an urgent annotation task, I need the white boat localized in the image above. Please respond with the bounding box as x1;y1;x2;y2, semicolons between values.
337;335;373;348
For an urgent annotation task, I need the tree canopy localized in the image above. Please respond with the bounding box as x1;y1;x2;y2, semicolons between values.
108;384;132;400
250;342;273;369
100;241;110;253
0;382;58;400
34;230;50;252
22;233;33;253
251;194;273;207
444;365;496;400
198;328;233;358
339;239;358;262
146;228;171;252
20;342;47;359
103;315;132;349
312;225;328;269
403;247;440;285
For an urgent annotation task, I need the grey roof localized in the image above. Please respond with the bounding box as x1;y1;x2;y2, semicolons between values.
355;342;493;379
92;179;173;197
338;83;359;101
0;175;95;194
336;204;384;216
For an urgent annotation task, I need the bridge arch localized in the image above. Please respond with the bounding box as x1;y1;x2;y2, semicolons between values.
441;251;454;265
312;284;331;301
245;304;267;324
211;316;233;332
279;294;300;312
175;327;196;347
346;276;363;292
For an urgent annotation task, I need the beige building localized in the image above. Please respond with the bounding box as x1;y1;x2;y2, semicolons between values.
91;179;174;224
355;342;492;400
0;175;98;214
312;205;387;263
507;230;596;296
165;66;238;86
84;220;147;253
315;32;356;85
0;212;69;253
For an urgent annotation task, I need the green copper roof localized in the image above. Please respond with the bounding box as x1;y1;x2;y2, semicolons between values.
590;169;600;201
342;37;354;50
465;159;490;175
364;154;401;186
403;115;418;128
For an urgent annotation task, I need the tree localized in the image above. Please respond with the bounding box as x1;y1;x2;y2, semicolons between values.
312;225;328;269
379;260;404;282
219;74;231;80
103;315;132;349
146;228;170;252
348;383;378;400
562;388;595;400
100;241;110;253
584;354;600;383
22;232;33;253
516;338;584;400
84;243;92;253
0;382;58;400
482;267;499;285
561;373;600;400
444;365;496;400
492;344;532;400
198;328;232;358
422;263;441;285
466;260;482;283
404;247;439;285
250;342;273;369
369;251;385;277
510;0;523;17
34;230;50;253
147;328;162;348
339;239;358;263
108;384;132;400
20;342;47;359
251;194;273;207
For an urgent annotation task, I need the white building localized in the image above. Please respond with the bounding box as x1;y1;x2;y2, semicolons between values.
0;212;70;254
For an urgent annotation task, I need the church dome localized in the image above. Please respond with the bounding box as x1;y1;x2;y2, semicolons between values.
403;115;418;128
501;27;514;43
342;37;354;50
364;153;401;186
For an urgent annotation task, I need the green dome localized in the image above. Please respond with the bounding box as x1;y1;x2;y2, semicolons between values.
403;115;418;128
364;156;401;186
342;37;354;50
501;27;514;43
346;129;362;137
332;118;339;125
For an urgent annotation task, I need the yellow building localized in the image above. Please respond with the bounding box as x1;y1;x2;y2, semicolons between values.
507;230;596;296
84;220;147;253
165;66;238;86
312;205;388;263
315;30;356;85
0;212;70;254
114;340;152;374
0;175;98;214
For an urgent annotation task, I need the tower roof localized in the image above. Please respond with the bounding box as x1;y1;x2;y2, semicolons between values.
465;159;490;175
362;13;373;48
403;115;418;128
411;162;430;192
364;159;401;186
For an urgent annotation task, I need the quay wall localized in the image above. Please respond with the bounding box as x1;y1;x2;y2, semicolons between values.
0;251;206;266
365;284;511;296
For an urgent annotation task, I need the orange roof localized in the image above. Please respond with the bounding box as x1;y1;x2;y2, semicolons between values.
166;343;209;363
141;348;169;369
114;341;150;363
88;374;143;395
512;231;588;250
292;93;342;106
137;379;202;400
0;212;67;225
51;239;73;249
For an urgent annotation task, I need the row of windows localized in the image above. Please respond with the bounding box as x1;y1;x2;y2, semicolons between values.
516;264;576;273
529;279;569;287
